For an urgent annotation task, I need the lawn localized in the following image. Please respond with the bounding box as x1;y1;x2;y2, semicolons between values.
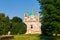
11;34;60;40
12;34;40;40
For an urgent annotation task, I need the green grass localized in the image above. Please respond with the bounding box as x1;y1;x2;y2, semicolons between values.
12;34;40;40
11;34;60;40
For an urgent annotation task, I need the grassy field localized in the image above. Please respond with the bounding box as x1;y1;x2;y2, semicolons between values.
11;34;60;40
12;34;40;40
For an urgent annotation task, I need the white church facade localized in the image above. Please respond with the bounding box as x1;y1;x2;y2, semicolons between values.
24;10;41;34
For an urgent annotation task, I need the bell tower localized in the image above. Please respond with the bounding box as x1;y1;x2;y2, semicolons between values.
24;10;41;34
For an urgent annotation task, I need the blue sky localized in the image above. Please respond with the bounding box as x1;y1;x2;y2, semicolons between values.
0;0;40;19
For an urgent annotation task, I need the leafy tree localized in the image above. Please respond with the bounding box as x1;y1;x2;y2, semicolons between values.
11;16;22;23
0;13;27;35
0;13;10;35
11;22;26;34
19;22;27;34
11;17;27;34
38;0;60;36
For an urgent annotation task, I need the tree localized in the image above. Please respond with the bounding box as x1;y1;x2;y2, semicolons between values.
38;0;60;36
11;17;27;34
18;22;27;34
11;22;26;34
0;13;10;35
11;16;22;23
0;13;27;35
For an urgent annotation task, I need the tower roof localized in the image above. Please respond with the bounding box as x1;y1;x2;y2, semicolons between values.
29;10;34;16
30;12;34;16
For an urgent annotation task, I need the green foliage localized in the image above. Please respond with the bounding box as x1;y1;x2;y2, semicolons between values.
11;16;27;34
19;23;27;34
11;22;27;34
38;0;60;36
0;13;10;35
0;13;27;35
11;16;22;23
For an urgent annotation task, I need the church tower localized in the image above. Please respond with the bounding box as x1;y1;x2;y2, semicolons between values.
24;10;41;34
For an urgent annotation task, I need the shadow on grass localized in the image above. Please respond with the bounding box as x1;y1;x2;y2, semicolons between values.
39;34;60;40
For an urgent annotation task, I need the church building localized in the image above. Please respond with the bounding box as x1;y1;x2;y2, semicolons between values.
24;10;41;34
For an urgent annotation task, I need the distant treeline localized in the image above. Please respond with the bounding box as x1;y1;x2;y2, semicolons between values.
0;13;27;35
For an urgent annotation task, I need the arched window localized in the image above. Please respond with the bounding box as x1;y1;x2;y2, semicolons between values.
31;25;33;29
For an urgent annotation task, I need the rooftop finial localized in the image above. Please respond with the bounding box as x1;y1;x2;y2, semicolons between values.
24;11;28;17
32;9;34;13
29;9;34;16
